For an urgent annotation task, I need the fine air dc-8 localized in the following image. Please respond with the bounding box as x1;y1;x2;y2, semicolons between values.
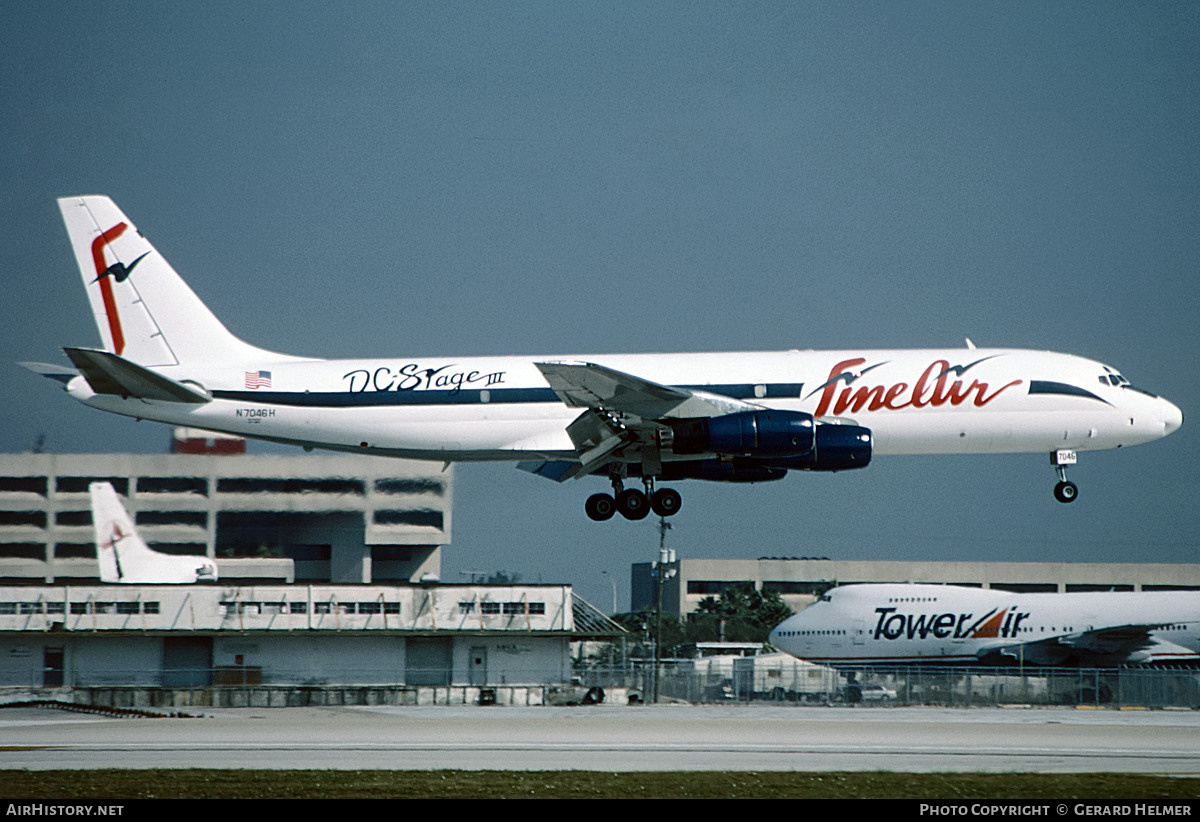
23;197;1182;521
769;584;1200;667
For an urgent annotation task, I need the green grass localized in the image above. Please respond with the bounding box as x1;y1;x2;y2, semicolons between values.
1;770;1197;799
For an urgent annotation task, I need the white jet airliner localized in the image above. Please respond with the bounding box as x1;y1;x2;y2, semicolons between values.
23;196;1183;521
769;583;1200;667
91;481;218;583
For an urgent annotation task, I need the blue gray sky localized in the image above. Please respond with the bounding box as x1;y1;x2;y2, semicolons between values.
3;2;1197;611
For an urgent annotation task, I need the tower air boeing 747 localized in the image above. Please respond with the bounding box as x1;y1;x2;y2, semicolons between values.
21;197;1183;520
769;583;1200;667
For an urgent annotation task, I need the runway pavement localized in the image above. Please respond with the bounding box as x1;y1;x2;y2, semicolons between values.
2;704;1199;773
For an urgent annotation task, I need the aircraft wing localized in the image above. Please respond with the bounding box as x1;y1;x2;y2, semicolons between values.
525;361;767;482
64;347;211;404
535;361;759;419
979;623;1160;666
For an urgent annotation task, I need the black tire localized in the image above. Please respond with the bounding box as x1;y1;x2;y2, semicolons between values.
1054;480;1078;503
651;487;682;517
616;489;650;520
585;493;616;521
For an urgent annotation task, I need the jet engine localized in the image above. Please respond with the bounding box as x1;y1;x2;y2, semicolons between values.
669;410;872;471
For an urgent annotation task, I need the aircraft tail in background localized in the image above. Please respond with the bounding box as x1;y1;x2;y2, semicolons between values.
90;482;217;584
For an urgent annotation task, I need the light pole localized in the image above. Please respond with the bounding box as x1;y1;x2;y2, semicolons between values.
652;516;677;703
601;570;617;615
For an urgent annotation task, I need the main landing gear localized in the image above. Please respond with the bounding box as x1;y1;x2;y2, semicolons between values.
585;475;682;522
1051;450;1078;503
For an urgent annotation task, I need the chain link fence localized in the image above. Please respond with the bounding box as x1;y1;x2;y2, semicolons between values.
575;661;1200;708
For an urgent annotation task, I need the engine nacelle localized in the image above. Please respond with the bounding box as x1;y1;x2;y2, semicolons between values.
671;410;817;459
652;460;788;484
763;423;873;471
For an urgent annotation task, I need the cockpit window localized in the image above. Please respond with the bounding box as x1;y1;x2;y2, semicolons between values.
1099;368;1130;388
1098;368;1158;397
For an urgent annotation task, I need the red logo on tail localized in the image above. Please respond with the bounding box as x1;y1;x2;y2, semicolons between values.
90;223;129;355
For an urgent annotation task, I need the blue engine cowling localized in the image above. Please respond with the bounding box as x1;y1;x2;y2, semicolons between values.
764;422;872;471
672;410;817;458
670;410;871;471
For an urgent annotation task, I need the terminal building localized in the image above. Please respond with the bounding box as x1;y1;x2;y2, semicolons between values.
0;432;451;586
0;435;624;704
633;557;1200;620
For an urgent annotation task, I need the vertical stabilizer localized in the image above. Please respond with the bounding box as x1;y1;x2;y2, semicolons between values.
90;482;217;583
59;196;296;368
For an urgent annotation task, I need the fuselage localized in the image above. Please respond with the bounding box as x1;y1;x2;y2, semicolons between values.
769;583;1200;666
67;347;1183;463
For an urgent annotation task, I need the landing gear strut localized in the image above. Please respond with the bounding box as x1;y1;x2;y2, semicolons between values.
1051;450;1078;503
584;472;682;522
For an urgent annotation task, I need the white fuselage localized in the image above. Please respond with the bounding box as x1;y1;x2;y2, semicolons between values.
67;347;1183;463
770;583;1200;666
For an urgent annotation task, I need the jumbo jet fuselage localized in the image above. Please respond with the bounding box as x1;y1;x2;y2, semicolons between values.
770;584;1200;667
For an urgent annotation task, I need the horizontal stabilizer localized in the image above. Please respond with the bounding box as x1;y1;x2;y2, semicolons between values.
17;361;78;386
64;347;211;404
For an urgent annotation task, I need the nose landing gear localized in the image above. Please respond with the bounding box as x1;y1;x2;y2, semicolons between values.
1051;450;1078;503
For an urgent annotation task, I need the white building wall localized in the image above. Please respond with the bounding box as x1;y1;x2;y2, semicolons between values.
214;635;407;685
68;636;164;687
454;637;571;686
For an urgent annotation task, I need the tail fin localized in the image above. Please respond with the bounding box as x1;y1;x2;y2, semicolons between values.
90;482;218;584
59;196;292;367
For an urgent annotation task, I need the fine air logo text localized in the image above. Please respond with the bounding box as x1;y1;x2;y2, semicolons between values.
810;357;1023;418
343;364;506;395
872;607;1030;641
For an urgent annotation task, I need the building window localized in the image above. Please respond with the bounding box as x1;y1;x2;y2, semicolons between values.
0;477;47;495
0;543;46;559
137;477;208;495
687;580;752;595
56;477;128;494
480;602;500;615
135;511;208;527
55;511;92;526
374;510;444;529
217;478;365;495
374;478;444;496
54;543;94;558
0;512;47;528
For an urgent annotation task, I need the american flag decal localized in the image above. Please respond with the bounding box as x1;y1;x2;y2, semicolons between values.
244;370;272;389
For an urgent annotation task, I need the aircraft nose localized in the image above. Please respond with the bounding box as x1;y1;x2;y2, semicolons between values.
1162;398;1183;436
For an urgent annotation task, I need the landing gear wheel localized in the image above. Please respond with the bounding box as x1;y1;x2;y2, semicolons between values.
1054;480;1078;503
651;487;682;517
615;489;650;520
585;493;616;521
